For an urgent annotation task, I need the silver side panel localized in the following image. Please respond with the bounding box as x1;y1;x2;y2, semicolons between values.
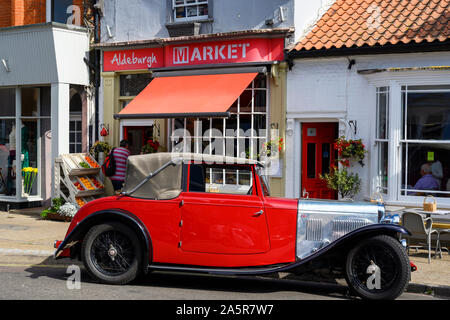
296;199;383;259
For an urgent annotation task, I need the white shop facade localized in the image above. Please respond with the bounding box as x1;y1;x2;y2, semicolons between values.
0;23;91;209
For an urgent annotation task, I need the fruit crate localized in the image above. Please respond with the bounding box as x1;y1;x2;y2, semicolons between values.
54;154;105;208
61;153;101;176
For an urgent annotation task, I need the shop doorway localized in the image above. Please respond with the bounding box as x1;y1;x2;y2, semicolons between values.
123;126;153;155
301;122;338;200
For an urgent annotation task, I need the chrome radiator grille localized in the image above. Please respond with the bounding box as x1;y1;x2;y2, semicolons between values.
331;219;372;241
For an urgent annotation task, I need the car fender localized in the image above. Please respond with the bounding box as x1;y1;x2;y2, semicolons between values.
276;223;411;274
54;209;152;272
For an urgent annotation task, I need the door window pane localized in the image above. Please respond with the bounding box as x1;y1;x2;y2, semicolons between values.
321;143;330;175
307;143;316;178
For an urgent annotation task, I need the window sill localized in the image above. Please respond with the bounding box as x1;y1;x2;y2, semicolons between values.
165;19;213;37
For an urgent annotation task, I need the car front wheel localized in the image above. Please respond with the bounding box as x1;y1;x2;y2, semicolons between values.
344;235;410;300
82;222;142;285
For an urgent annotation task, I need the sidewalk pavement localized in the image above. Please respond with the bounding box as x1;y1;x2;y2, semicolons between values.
0;208;449;298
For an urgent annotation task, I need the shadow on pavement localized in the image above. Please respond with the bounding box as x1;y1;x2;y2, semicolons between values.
24;256;352;299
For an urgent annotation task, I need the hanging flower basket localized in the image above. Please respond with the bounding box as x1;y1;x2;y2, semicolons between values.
335;136;367;167
141;139;160;154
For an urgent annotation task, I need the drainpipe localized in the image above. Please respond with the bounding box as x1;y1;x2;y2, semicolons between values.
93;5;100;143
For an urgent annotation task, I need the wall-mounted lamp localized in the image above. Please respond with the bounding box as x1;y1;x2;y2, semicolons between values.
1;59;10;72
348;120;357;135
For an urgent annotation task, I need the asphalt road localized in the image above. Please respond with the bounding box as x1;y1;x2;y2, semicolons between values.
0;258;442;301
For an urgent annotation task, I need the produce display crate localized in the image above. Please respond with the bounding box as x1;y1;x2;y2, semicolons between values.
54;153;105;209
61;153;101;175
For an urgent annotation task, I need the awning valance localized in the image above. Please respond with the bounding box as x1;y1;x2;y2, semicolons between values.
114;72;257;119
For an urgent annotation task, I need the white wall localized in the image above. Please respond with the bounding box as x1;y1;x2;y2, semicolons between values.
286;51;450;201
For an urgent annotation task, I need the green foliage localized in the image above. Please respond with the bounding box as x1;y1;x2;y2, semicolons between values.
320;168;361;199
41;197;66;219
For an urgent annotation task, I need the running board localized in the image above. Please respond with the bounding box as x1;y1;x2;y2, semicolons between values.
148;263;291;276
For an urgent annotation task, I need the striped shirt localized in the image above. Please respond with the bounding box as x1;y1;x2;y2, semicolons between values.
110;147;131;181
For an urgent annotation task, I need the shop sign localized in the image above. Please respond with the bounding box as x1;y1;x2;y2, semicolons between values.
165;38;284;67
104;47;164;72
103;38;284;71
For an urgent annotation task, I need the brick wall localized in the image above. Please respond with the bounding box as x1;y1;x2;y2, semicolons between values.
12;0;46;27
0;0;86;28
0;1;12;28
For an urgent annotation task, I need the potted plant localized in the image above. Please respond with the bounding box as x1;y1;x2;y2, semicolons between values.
41;198;73;222
320;136;367;199
320;165;361;199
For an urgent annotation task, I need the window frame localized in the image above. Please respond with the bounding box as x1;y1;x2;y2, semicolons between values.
371;79;450;207
172;0;209;22
186;162;257;196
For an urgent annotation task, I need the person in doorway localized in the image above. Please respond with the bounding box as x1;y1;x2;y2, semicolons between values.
110;139;131;193
413;163;440;194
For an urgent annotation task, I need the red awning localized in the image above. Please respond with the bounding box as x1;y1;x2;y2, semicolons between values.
114;72;258;119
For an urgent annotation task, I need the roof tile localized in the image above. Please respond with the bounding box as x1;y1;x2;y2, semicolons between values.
293;0;450;52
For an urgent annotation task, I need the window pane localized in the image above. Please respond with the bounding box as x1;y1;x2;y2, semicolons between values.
0;89;15;117
52;0;74;24
120;74;152;97
254;114;266;134
254;90;267;112
21;120;38;196
376;142;388;193
254;74;267;89
376;88;389;139
401;143;450;196
186;6;197;17
40;87;51;117
0;119;16;196
239;90;252;113
198;4;208;15
176;6;186;18
404;91;450;140
21;88;38;117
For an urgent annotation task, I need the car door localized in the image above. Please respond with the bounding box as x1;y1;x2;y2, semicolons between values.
179;163;270;255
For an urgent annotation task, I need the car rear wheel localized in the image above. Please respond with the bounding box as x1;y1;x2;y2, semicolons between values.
344;235;410;300
82;222;142;285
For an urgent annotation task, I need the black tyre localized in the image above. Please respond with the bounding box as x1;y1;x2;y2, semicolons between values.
82;222;142;285
344;235;410;300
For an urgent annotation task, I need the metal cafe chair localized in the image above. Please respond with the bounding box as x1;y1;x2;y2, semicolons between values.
402;211;441;263
435;229;450;259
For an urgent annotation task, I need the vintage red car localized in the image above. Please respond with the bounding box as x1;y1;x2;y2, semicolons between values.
55;153;413;300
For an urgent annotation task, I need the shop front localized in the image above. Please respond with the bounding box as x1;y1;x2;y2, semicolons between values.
99;30;291;196
0;23;90;209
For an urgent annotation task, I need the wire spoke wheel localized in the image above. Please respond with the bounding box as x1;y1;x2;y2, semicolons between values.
82;222;143;285
345;235;410;300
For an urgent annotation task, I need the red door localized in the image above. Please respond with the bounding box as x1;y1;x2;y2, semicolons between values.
301;122;338;200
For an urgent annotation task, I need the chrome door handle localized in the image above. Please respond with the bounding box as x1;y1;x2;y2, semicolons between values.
253;210;264;217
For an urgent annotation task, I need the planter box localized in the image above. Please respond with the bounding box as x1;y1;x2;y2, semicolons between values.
45;212;72;222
